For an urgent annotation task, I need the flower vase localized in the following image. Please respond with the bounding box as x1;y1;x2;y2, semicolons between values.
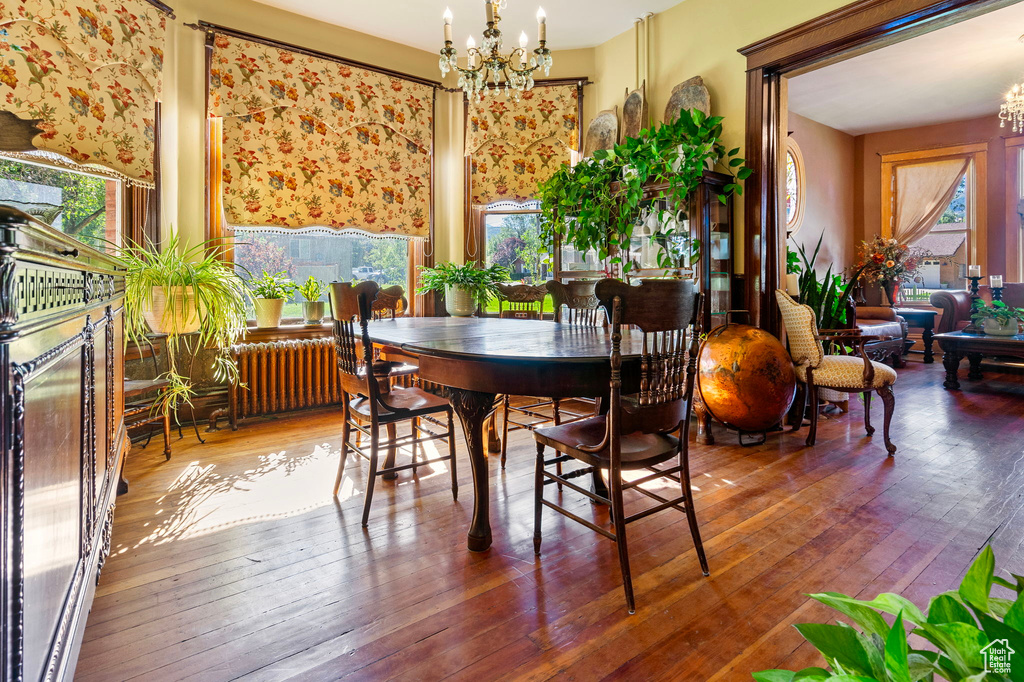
880;279;899;307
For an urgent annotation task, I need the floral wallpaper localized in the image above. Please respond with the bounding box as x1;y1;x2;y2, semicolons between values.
0;0;167;185
465;83;578;156
466;82;578;205
209;33;433;236
469;137;570;206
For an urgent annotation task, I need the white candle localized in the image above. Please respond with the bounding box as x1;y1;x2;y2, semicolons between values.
991;275;1004;288
443;7;452;43
537;7;546;42
968;264;982;278
485;1;494;24
466;35;477;67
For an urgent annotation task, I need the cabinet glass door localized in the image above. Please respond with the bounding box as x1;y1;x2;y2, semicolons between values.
705;187;732;329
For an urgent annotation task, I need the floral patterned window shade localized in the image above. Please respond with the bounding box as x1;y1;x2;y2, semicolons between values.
466;82;580;206
208;33;434;238
0;0;168;186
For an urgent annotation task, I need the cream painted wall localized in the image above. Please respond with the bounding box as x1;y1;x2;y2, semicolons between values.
588;0;852;272
160;0;593;266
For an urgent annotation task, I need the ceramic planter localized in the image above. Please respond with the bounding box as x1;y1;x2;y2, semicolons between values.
143;286;202;335
302;300;325;325
981;318;1020;336
445;285;477;317
254;298;285;328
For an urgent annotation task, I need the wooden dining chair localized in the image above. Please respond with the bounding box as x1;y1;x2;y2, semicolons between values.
329;281;458;526
533;278;709;613
495;282;553;468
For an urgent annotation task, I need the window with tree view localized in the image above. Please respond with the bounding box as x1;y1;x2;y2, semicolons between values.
903;172;969;302
0;157;121;250
484;201;549;284
232;229;409;321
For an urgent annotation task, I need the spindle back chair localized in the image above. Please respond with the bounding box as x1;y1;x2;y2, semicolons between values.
533;278;709;613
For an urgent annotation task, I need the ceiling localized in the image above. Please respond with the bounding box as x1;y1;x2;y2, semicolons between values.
788;1;1024;135
246;0;684;52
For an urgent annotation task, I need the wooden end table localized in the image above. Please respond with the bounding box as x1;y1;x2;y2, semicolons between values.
934;331;1024;389
894;307;937;363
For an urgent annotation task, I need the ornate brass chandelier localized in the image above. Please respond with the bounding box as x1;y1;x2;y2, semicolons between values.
439;1;553;101
1000;82;1024;133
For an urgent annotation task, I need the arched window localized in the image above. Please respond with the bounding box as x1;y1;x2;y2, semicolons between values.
785;138;806;233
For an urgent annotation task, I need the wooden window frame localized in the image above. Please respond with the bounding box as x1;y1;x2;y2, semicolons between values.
784;136;806;235
1004;135;1024;281
879;143;986;287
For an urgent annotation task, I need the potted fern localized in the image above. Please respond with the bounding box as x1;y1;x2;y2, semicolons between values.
298;275;327;325
119;235;249;412
417;262;509;316
249;271;296;328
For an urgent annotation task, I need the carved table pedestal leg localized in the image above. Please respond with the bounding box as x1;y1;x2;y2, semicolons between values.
967;353;984;381
446;388;497;552
922;325;934;364
942;348;962;390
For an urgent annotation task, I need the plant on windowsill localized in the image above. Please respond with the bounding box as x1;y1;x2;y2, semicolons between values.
753;545;1024;682
119;234;249;414
249;270;297;329
537;108;750;274
297;275;328;325
971;300;1024;337
417;261;509;317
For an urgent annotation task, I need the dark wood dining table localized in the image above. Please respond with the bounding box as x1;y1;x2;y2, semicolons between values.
366;316;642;552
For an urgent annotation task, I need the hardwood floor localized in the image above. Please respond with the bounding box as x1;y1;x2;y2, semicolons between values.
77;358;1024;681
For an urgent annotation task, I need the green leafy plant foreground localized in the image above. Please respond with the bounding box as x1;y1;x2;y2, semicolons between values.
754;545;1024;682
536;108;750;274
417;261;510;309
971;300;1024;327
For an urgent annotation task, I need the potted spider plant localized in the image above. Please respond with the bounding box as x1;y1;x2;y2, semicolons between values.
119;235;249;413
298;275;327;325
249;271;296;328
971;300;1024;336
417;262;509;316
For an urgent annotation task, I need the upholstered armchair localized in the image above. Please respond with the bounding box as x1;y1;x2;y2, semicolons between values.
846;302;908;367
931;284;1024;333
776;290;898;455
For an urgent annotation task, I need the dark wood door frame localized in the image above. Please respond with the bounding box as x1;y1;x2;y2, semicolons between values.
739;0;1018;333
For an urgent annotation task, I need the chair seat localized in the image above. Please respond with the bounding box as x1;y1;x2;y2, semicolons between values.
534;415;679;469
350;385;449;421
796;355;897;390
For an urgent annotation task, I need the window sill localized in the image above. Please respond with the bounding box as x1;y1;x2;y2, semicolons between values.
240;323;333;343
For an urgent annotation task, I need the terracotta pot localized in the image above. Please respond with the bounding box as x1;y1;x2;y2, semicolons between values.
445;285;477;317
254;298;285;328
981;318;1020;336
302;301;325;325
143;286;202;335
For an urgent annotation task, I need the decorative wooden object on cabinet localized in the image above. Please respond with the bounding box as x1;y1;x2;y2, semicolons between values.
0;205;127;682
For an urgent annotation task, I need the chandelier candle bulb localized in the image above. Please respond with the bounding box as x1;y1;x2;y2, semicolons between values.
443;7;453;42
537;6;546;42
991;275;1004;288
486;1;494;24
969;264;982;278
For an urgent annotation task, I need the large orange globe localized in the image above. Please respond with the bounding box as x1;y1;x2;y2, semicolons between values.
697;324;796;432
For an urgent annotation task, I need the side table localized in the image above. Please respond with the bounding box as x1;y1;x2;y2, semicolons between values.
894;307;937;363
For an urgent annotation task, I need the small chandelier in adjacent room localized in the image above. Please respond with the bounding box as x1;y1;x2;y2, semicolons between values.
439;1;553;101
1000;82;1024;133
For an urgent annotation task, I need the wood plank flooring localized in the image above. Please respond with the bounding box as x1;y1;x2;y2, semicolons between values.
77;357;1024;681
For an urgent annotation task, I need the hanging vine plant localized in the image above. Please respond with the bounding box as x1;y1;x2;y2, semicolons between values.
537;108;752;272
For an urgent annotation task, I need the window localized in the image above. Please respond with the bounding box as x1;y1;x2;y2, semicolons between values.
0;157;121;250
784;138;805;233
232;228;409;321
482;200;549;284
902;173;969;302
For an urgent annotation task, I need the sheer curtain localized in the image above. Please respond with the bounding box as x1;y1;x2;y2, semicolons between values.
893;157;970;245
